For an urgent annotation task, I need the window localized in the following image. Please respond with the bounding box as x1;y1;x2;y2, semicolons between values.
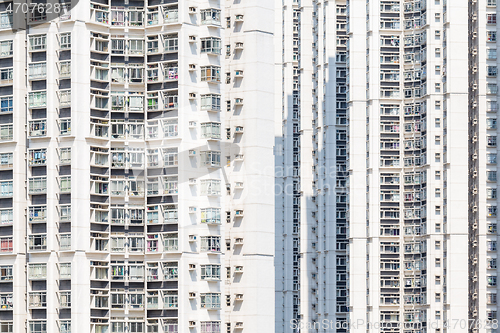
59;119;71;135
0;152;12;169
164;5;178;23
29;292;46;308
0;209;12;226
163;233;178;251
201;208;221;224
201;94;221;111
201;265;220;280
59;263;71;279
59;61;71;78
163;62;178;80
488;136;497;147
488;171;497;182
201;37;221;54
488;188;497;199
201;122;221;139
201;236;221;252
488;13;497;24
28;177;46;194
488;0;497;6
0;67;12;84
128;8;144;26
201;8;221;25
59;291;71;308
29;62;46;79
59;148;71;164
0;266;12;281
28;149;47;166
488;66;498;77
488;206;498;217
60;321;71;333
488;154;498;164
163;291;178;308
58;90;71;107
28;91;47;108
200;293;221;309
163;262;178;280
488;49;497;60
111;39;125;54
200;179;221;196
29;263;47;280
201;322;221;333
200;151;221;167
201;66;221;82
0;40;12;57
163;176;178;194
129;39;144;54
29;321;46;333
59;33;71;49
59;176;71;193
488;31;497;42
29;35;46;51
163;34;178;52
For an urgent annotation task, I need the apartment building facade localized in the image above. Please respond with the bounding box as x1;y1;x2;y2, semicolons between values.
277;0;500;333
0;0;274;332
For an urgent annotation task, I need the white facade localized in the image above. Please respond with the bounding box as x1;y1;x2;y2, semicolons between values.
0;0;274;332
276;0;500;333
0;0;499;333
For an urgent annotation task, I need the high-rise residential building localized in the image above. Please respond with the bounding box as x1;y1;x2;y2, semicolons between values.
0;0;499;332
276;0;500;333
0;0;275;332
